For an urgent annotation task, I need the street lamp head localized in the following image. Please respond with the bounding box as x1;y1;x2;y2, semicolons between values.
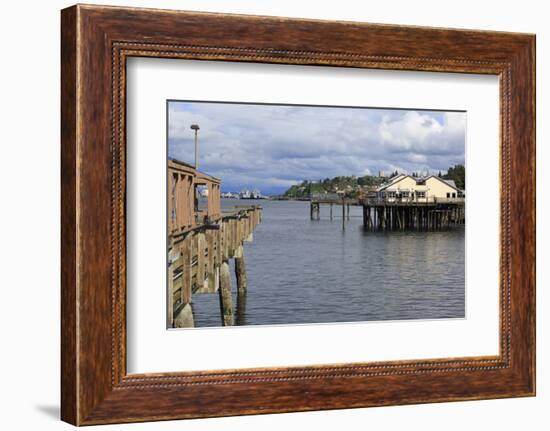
190;124;200;131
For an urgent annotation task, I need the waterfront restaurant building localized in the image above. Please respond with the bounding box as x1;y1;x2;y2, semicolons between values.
374;174;465;203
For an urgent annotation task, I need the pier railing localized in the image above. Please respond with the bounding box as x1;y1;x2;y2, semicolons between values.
360;196;465;206
168;159;221;234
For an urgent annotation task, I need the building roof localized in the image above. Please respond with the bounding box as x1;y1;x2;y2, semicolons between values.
169;157;195;170
377;174;412;192
388;173;406;183
424;175;461;191
376;174;463;193
168;157;221;183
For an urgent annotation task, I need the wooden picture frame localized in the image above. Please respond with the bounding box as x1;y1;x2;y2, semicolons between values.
61;4;535;425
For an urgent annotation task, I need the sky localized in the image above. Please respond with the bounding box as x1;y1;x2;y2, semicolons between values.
168;101;466;195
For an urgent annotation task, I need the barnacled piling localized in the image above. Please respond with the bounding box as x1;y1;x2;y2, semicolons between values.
235;246;248;294
218;261;234;326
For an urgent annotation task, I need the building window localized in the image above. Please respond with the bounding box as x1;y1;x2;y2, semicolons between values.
387;191;396;198
452;192;456;198
416;191;426;198
447;192;451;198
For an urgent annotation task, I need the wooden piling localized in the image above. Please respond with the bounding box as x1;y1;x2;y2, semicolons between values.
235;248;247;294
167;262;174;327
235;287;247;326
359;200;464;233
197;233;206;289
218;261;234;326
215;228;222;266
181;239;192;303
173;303;195;328
342;197;346;230
206;230;214;274
230;219;237;257
310;201;321;220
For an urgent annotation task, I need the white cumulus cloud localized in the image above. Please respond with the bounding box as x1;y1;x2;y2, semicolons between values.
168;102;465;194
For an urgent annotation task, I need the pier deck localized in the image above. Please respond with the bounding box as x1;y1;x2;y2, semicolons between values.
310;194;464;231
361;198;464;231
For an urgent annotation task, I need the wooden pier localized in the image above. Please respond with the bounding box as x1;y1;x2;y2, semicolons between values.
361;198;465;231
310;193;464;231
167;159;262;328
310;194;357;230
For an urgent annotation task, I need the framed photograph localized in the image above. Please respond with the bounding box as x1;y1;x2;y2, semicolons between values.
61;4;535;425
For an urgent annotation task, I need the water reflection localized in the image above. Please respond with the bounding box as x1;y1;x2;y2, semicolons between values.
235;291;248;326
191;199;465;327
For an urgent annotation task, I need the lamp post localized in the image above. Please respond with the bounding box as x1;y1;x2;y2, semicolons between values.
190;124;200;170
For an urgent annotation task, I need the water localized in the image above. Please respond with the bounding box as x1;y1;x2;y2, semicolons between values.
192;199;465;327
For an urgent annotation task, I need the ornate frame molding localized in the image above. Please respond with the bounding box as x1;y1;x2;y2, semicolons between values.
61;5;535;425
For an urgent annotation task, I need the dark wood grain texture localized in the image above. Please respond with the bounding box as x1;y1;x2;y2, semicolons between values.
60;6;78;425
60;4;535;425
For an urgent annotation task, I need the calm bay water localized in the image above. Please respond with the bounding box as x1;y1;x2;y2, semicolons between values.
192;199;465;327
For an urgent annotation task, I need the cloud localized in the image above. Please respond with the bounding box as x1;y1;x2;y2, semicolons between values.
168;102;465;194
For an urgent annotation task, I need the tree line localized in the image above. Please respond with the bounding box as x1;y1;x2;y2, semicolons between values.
282;164;465;199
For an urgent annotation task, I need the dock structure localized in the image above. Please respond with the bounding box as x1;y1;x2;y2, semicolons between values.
309;193;464;231
167;159;262;328
360;197;465;231
309;175;466;231
310;193;356;229
361;173;465;231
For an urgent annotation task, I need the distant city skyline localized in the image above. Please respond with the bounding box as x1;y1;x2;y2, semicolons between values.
168;101;466;195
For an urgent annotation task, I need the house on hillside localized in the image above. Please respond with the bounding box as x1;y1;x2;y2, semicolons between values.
374;174;465;203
